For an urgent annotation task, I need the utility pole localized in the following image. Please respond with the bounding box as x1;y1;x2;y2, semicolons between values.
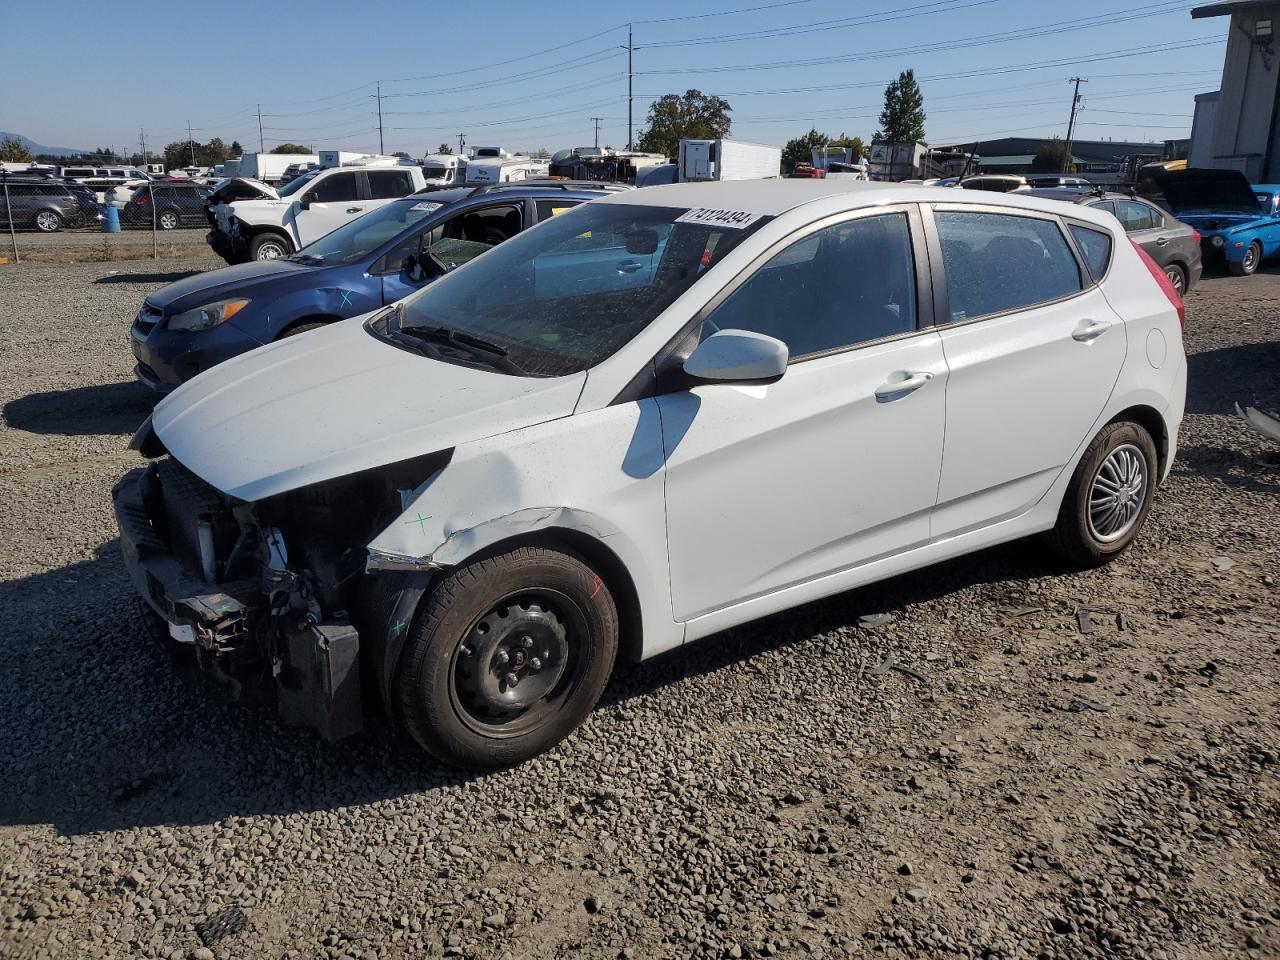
187;121;196;167
376;82;385;155
257;103;265;153
1063;77;1087;174
590;116;604;149
624;24;634;150
139;128;147;166
457;132;466;156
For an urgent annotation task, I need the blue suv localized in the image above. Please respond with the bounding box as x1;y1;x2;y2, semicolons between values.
130;183;625;391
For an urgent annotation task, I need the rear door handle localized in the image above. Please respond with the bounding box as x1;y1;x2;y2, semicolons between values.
1155;236;1170;246
1072;320;1112;343
346;206;363;214
617;259;643;274
875;371;933;400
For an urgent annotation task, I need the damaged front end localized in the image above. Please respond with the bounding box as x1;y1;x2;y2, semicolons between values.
113;444;451;741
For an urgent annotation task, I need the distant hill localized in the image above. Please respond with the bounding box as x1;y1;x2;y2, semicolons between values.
0;132;87;158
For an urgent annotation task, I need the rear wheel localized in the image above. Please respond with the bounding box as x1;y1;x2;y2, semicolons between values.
34;210;62;232
158;209;180;230
279;321;326;339
249;233;292;260
1229;240;1261;276
1044;420;1158;567
1164;262;1187;295
394;546;618;768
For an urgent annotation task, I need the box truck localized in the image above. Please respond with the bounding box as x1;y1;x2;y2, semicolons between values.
238;152;320;185
677;139;781;182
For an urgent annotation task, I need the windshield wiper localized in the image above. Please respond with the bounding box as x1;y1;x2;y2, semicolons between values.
397;323;526;374
288;253;324;265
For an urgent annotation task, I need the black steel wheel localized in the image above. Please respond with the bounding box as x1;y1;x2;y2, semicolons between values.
1230;241;1261;277
394;545;618;768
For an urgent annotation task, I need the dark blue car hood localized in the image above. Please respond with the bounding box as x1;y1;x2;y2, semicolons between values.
148;259;318;312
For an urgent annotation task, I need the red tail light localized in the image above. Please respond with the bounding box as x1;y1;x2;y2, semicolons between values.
135;191;150;205
1131;239;1184;329
1192;230;1201;245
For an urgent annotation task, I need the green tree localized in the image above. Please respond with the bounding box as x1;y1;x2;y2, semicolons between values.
782;128;829;172
162;140;193;170
875;69;926;144
637;89;732;158
1032;138;1073;173
0;136;33;163
829;133;866;162
231;140;244;156
271;143;313;155
436;143;453;155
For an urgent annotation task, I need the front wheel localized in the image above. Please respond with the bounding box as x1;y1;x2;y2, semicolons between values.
1044;420;1158;567
1229;240;1261;276
394;546;618;768
34;210;62;232
249;233;292;260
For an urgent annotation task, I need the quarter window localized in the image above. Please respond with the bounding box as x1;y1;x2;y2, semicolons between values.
934;211;1082;322
702;212;917;357
1068;224;1113;282
535;199;582;221
307;172;358;204
367;170;414;200
1116;200;1161;233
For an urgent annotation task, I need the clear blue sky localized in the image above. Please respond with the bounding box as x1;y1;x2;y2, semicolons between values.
2;0;1227;157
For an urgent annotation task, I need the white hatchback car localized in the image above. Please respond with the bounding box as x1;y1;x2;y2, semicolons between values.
115;180;1187;767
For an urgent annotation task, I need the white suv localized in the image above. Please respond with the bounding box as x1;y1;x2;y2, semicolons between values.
116;180;1186;767
206;163;426;263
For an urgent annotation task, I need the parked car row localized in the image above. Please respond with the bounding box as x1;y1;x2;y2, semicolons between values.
0;173;102;231
115;178;1188;769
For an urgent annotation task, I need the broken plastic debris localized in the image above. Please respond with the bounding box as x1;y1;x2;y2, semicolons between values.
856;612;896;629
1235;402;1280;444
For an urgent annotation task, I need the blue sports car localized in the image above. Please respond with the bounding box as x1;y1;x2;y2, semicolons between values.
130;183;623;391
1147;169;1280;277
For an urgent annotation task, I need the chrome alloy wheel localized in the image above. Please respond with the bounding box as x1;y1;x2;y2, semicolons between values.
1088;443;1148;543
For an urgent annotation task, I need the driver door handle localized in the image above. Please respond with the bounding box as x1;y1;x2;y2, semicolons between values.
874;371;933;400
617;259;643;274
1072;319;1112;343
346;206;363;214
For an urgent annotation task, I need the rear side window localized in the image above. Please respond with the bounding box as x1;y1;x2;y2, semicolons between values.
368;170;414;200
1116;200;1161;233
535;198;583;221
1069;224;1113;282
934;211;1082;322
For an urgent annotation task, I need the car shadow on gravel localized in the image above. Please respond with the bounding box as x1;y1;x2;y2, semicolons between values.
0;535;1056;837
92;270;202;284
1185;339;1280;415
3;380;155;436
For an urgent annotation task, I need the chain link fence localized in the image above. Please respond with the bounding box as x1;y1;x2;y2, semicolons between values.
1;171;211;264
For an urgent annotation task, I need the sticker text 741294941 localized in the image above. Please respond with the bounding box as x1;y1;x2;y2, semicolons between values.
674;207;763;230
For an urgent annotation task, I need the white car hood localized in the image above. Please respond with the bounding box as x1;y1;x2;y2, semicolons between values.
152;315;586;501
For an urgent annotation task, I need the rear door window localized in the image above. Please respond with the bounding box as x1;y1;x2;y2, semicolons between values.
934;211;1082;322
1068;224;1113;282
367;169;414;200
1116;200;1161;233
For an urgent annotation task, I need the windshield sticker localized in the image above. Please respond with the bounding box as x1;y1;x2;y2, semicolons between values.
410;201;441;212
676;207;763;229
549;206;573;216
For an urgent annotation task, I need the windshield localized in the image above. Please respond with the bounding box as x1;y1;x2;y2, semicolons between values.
295;198;445;266
278;170;319;197
424;163;450;178
376;202;771;377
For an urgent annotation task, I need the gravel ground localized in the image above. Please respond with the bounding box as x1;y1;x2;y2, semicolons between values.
0;257;1277;960
2;229;209;263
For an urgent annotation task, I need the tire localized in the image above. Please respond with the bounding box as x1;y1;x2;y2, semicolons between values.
1229;240;1261;276
279;321;326;339
34;210;62;233
1163;262;1187;296
249;233;292;260
158;209;180;231
1044;420;1159;568
394;546;618;768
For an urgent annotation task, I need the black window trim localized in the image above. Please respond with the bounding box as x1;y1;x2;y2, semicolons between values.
1062;216;1116;286
919;202;1095;330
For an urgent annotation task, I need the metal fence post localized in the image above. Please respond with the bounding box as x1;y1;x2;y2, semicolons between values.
152;183;158;259
3;178;18;264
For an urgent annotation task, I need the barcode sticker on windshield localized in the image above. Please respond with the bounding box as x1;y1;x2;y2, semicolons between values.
410;201;440;212
675;207;763;229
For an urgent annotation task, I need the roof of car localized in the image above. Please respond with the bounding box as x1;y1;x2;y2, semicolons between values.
1026;188;1139;204
593;178;1124;222
407;183;626;203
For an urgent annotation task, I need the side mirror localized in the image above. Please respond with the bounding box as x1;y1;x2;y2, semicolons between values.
683;329;788;385
298;197;311;210
624;228;660;255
